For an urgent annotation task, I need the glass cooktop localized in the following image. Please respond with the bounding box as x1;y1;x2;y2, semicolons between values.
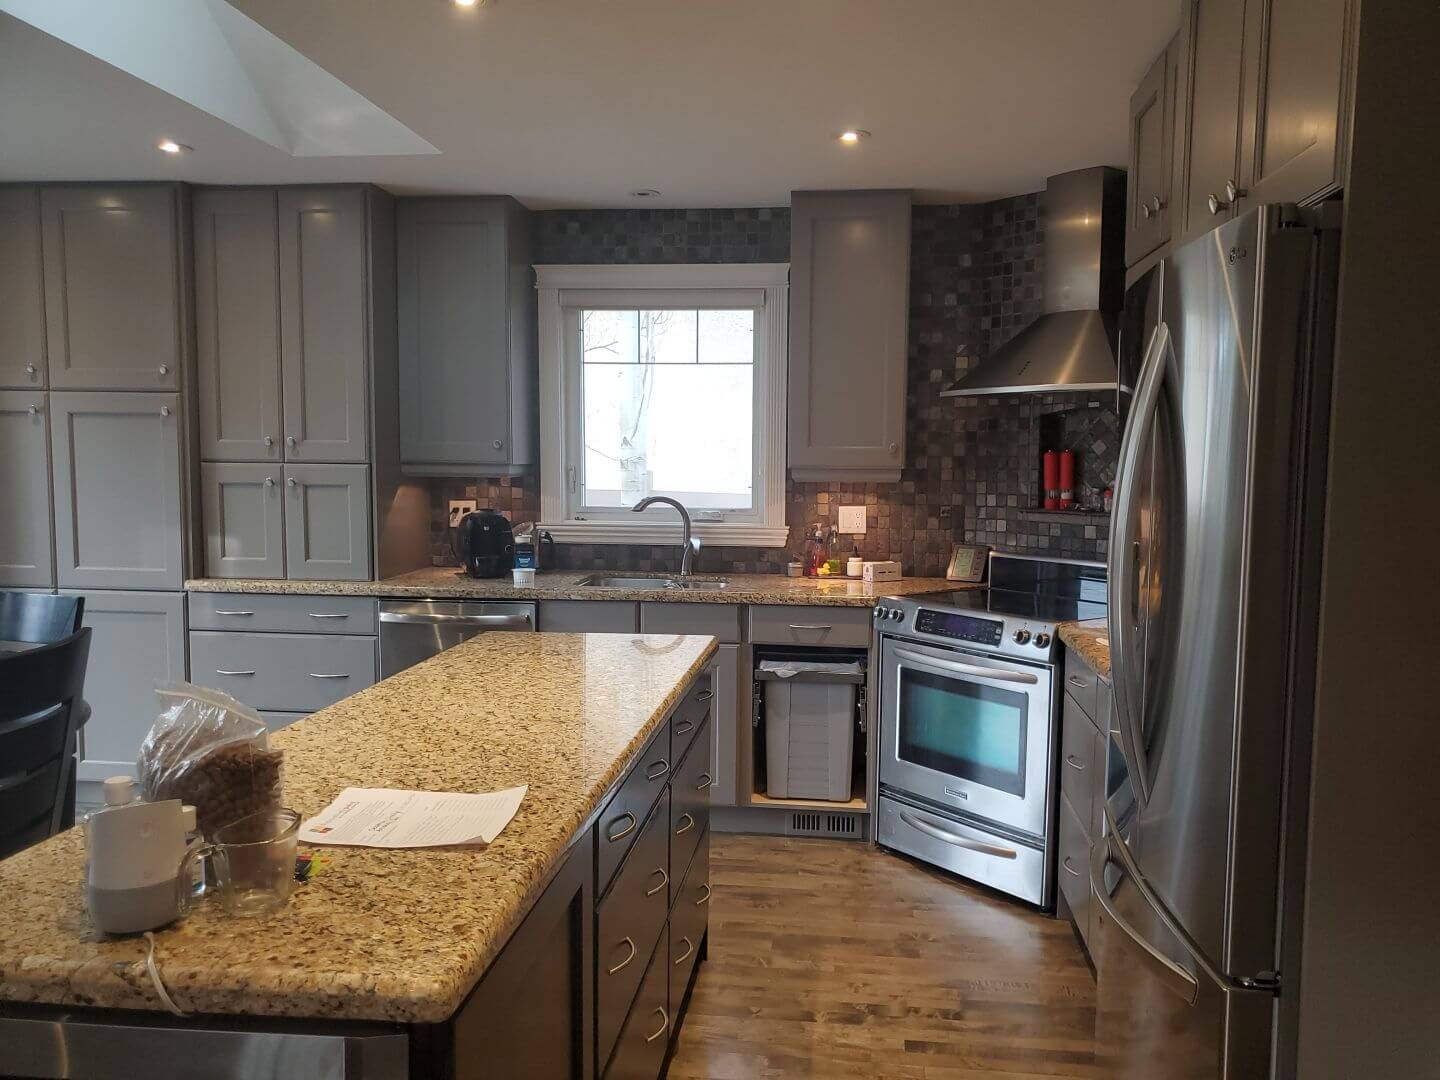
911;588;1109;627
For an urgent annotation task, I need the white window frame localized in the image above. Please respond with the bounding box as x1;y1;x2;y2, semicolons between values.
536;263;790;547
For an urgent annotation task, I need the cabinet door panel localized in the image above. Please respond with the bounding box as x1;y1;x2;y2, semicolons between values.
538;600;639;633
194;189;283;461
1179;0;1247;241
41;186;182;390
51;392;184;590
278;188;368;462
282;463;371;581
65;590;185;783
202;462;285;579
708;643;741;807
0;391;54;586
1126;48;1174;265
0;186;47;389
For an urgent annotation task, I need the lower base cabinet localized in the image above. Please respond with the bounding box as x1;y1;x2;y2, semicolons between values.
604;928;672;1080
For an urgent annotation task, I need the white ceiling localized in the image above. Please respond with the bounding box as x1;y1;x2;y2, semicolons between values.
0;0;1181;209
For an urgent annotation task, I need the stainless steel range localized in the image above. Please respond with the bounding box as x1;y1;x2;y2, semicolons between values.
873;554;1107;906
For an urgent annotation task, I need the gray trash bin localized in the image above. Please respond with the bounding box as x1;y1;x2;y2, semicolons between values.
757;659;865;802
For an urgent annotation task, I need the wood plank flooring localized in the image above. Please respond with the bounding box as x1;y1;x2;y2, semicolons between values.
668;834;1098;1079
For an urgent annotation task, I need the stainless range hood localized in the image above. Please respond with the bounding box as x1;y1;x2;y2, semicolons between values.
942;166;1127;397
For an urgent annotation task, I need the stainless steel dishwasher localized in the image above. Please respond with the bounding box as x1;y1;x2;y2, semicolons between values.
378;599;536;677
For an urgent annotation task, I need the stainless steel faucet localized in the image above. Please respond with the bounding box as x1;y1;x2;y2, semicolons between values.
631;496;700;577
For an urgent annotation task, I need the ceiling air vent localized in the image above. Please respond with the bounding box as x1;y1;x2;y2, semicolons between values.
786;812;860;839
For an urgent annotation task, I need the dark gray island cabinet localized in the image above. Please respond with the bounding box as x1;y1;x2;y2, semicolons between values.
0;671;714;1080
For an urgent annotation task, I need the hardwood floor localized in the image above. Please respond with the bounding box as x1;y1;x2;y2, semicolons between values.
668;834;1098;1079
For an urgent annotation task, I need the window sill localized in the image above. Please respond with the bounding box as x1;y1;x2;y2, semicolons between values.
539;521;791;548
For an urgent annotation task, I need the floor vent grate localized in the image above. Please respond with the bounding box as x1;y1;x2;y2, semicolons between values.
787;811;860;839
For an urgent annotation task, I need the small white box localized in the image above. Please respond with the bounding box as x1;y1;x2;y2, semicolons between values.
862;560;902;582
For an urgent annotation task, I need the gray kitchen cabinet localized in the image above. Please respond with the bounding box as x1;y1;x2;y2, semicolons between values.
201;462;286;580
396;197;536;476
63;590;186;791
1126;42;1178;265
788;190;911;482
0;186;47;389
50;391;184;590
194;188;283;462
1177;0;1248;244
189;630;377;713
538;600;639;633
277;187;369;463
709;643;741;807
0;391;54;586
40;185;185;391
282;463;372;581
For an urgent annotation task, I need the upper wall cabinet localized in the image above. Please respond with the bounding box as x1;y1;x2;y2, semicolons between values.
0;391;54;587
40;185;186;391
788;190;911;482
1176;0;1249;245
278;187;369;463
396;196;536;476
194;188;284;461
1126;43;1179;265
0;186;47;389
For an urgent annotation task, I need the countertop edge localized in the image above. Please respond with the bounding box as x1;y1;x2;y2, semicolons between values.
1057;619;1111;678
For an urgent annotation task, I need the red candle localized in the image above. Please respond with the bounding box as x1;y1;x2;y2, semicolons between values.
1059;450;1076;509
1043;451;1060;509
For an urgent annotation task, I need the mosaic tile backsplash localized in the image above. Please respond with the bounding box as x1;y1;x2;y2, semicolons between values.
428;196;1117;577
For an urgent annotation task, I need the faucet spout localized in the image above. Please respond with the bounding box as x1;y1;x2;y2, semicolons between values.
631;496;698;577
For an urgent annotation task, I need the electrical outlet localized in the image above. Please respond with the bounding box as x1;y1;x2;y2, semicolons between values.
448;500;478;526
838;505;867;534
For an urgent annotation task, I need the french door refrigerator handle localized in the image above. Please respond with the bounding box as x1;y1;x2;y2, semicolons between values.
1108;320;1170;805
890;647;1039;685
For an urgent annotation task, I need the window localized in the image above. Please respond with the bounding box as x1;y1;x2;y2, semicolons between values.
537;264;789;546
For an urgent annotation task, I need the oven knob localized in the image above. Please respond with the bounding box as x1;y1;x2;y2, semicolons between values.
1013;629;1032;644
1033;632;1051;648
873;607;885;621
891;609;904;621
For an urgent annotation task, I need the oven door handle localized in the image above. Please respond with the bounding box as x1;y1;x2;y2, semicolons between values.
891;647;1039;685
898;811;1019;859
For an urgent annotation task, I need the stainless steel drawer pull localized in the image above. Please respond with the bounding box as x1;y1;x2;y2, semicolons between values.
673;719;695;735
695;883;711;906
1063;856;1081;878
898;810;1019;859
673;936;694;965
307;672;350;679
307;612;350;620
788;624;832;632
696;689;713;702
645;868;669;897
1065;754;1087;771
644;1007;669;1044
1067;675;1089;689
645;759;670;781
675;813;695;836
215;669;256;677
696;772;713;791
606;937;636;976
605;813;637;843
213;610;254;617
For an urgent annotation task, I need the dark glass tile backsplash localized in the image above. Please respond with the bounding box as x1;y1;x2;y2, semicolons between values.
428;196;1116;576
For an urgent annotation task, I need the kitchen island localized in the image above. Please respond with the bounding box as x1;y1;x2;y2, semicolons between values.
0;631;718;1079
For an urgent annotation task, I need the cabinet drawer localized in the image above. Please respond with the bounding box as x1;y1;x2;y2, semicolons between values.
748;604;872;648
603;926;670;1080
669;826;709;1012
671;717;712;881
189;592;378;635
1060;694;1098;828
639;602;740;644
597;726;672;895
257;710;307;733
1063;657;1099;719
597;790;671;1071
1058;791;1092;948
189;631;377;712
670;674;713;766
538;600;638;633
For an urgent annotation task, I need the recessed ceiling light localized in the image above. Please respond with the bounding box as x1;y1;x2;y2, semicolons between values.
837;129;870;145
453;0;481;7
631;189;661;198
157;139;191;154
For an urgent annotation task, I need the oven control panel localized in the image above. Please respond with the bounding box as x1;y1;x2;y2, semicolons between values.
914;609;1005;647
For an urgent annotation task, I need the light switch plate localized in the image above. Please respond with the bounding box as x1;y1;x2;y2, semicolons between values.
448;500;477;526
838;505;867;534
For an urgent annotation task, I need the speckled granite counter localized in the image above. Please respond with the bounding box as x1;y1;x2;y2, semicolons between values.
1059;618;1111;677
0;632;715;1023
185;567;964;607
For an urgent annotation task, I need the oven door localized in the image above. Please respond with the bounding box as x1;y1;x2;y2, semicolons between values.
879;636;1055;839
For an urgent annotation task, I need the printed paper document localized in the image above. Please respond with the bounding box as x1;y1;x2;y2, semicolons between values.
299;786;527;848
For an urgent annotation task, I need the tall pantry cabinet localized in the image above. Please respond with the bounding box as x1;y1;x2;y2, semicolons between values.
0;183;196;803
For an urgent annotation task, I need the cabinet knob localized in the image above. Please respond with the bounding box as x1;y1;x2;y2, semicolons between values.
492;439;503;450
287;477;297;488
1141;195;1165;219
25;363;36;375
28;403;40;415
264;435;274;447
888;442;898;455
286;435;297;447
1224;179;1247;204
158;364;169;376
263;476;275;488
1207;193;1225;216
159;405;171;417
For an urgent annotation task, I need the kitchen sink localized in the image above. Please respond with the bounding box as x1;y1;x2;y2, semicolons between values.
577;573;728;591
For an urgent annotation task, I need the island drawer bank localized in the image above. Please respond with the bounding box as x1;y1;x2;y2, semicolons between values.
0;632;717;1080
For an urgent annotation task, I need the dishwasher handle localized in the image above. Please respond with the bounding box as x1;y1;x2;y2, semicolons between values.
379;611;532;629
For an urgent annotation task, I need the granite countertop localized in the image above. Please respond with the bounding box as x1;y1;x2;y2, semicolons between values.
1058;618;1110;677
185;566;965;607
0;633;716;1024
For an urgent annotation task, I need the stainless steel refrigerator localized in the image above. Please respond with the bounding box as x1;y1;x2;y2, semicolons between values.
1093;204;1341;1078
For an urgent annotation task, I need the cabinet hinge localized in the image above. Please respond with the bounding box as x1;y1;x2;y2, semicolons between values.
567;466;577;494
1237;971;1282;993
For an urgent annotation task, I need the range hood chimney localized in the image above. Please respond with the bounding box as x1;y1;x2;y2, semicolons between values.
942;166;1127;398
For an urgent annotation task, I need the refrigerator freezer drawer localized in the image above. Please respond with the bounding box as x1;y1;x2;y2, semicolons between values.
876;795;1049;906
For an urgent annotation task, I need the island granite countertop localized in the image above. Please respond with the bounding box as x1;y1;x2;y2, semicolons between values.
185;566;964;607
1058;618;1111;677
0;632;716;1024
